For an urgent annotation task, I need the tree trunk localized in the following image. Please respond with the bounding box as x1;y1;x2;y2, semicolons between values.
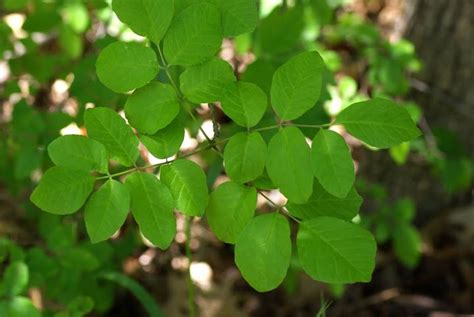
404;0;474;154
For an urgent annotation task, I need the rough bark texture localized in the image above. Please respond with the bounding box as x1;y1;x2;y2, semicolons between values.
357;0;473;218
404;0;474;154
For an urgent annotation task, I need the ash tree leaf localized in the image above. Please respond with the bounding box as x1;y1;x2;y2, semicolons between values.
140;119;184;159
216;0;258;37
224;132;267;183
84;179;130;243
124;82;180;134
266;127;313;204
30;167;95;215
286;181;362;221
221;81;267;128
126;172;176;249
271;51;325;120
180;57;236;103
48;135;108;174
85;107;139;167
96;41;159;93
335;98;422;148
297;217;376;283
163;2;223;66
311;129;355;198
206;181;256;244
235;213;291;292
160;159;209;217
0;261;28;297
112;0;174;44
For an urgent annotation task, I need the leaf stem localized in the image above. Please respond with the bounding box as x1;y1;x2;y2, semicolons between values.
257;191;301;223
185;216;196;317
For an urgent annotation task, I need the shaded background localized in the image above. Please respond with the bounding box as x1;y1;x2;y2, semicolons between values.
0;0;473;316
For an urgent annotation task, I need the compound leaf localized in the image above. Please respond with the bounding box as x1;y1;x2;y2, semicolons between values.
335;98;421;148
297;217;376;283
30;167;95;215
96;41;159;93
126;172;176;249
271;51;325;120
85;107;139;167
160;159;209;217
84;179;130;243
266;127;313;203
311;129;354;198
124;82;180;134
235;213;291;292
206;181;256;244
48;135;108;174
224;132;267;183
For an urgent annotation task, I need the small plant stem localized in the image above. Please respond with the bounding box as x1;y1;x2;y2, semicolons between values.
257;191;301;223
185;216;196;317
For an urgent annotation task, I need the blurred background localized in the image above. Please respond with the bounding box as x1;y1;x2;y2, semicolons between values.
0;0;473;316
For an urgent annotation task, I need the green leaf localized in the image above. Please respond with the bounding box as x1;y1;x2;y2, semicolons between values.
96;41;159;93
266;127;313;203
1;297;41;317
224;132;267;183
235;213;291;292
221;81;267;128
163;2;223;66
0;261;28;297
112;0;174;43
180;57;236;103
217;0;258;37
206;182;256;244
160;160;209;217
30;167;95;215
48;135;108;173
140;119;184;159
286;181;362;221
271;51;325;120
59;248;100;272
311;129;354;198
124;82;180;134
85;107;139;167
393;224;421;268
297;217;376;283
126;172;176;249
84;180;130;243
335;98;422;148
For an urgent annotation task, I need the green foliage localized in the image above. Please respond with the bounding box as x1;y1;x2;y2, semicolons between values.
163;2;223;66
126;172;176;249
30;167;95;215
297;217;376;283
124;82;180;134
266;127;313;204
0;0;433;309
84;107;139;167
224;132;267;183
221;82;268;127
96;41;159;93
85;180;130;243
335;98;421;149
235;213;291;292
160;160;209;217
311;129;355;198
271;51;325;120
206;181;257;243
